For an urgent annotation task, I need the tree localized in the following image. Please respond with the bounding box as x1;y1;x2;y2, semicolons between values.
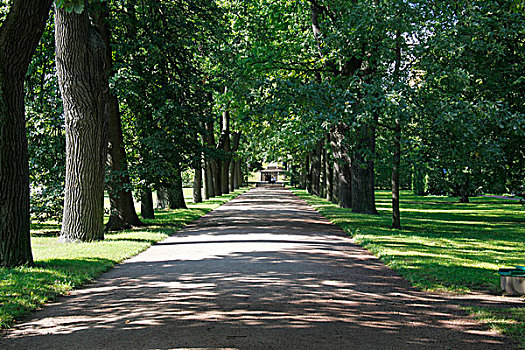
91;1;143;231
56;2;108;242
0;0;53;266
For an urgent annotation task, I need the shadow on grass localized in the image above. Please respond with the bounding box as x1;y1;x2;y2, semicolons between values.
292;189;524;293
0;258;114;328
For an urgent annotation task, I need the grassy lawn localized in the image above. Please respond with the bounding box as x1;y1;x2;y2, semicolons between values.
292;188;524;347
0;187;248;329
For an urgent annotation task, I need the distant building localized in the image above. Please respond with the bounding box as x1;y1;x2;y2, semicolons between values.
259;164;286;183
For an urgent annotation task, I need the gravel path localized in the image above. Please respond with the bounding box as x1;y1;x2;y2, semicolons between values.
1;187;519;349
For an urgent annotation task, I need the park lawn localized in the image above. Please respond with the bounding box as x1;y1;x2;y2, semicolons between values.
0;187;248;329
292;189;524;347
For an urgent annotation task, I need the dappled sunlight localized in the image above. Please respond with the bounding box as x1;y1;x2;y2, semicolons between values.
2;188;517;349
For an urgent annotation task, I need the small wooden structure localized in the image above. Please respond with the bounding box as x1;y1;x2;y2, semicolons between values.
260;165;285;183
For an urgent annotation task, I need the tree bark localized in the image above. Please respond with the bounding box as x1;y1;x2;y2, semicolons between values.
391;30;402;229
392;122;401;228
326;133;334;202
193;154;203;203
229;132;241;192
351;123;378;214
156;188;168;209
321;137;327;198
459;175;470;203
92;2;143;231
311;141;322;196
235;159;243;188
305;154;312;192
140;187;154;219
56;4;108;242
168;166;187;209
0;0;52;266
204;157;214;199
205;121;222;197
331;124;351;207
220;109;231;195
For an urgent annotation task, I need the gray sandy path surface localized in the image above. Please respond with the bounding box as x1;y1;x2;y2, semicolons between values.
1;187;521;349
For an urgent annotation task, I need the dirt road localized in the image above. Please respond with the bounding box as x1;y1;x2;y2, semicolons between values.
0;187;516;349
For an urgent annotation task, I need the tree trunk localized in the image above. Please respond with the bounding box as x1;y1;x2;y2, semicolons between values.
326;133;334;202
193;155;203;203
204;157;214;199
56;4;108;242
311;141;322;196
459;175;470;203
220;109;230;194
391;29;402;229
331;124;351;207
213;159;222;197
0;0;52;266
321;137;327;198
229;132;241;192
156;188;168;209
392;123;402;229
168;167;187;209
413;164;426;196
92;2;142;231
351;123;378;214
235;159;243;188
305;154;312;193
140;187;154;219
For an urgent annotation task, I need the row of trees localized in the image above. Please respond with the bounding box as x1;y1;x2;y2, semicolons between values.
1;0;523;266
1;0;248;267
237;0;524;230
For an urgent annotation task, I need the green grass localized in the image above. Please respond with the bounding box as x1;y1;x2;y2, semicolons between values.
291;188;524;347
0;187;248;329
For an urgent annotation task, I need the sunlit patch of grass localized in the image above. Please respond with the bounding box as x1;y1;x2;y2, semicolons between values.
292;188;524;346
0;187;248;329
466;307;525;349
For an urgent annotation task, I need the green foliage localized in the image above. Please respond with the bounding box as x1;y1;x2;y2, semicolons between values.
25;14;65;221
54;0;84;14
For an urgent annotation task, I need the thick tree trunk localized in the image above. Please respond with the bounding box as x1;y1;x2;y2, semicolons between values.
168;167;187;209
232;161;239;189
156;188;168;209
105;93;143;231
193;156;203;203
0;0;52;266
56;5;108;242
351;123;378;214
331;124;351;207
140;187;154;219
235;160;243;188
204;157;214;199
92;3;142;231
339;157;352;208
